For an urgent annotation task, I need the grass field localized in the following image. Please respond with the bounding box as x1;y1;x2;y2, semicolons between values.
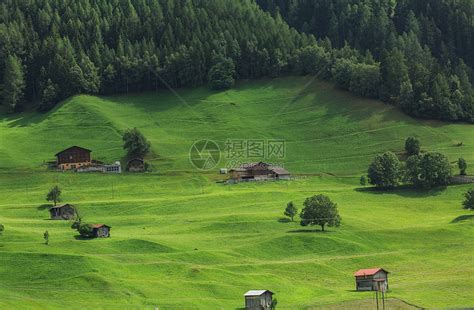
0;77;473;309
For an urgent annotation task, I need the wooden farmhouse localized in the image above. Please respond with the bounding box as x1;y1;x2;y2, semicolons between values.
244;290;274;310
354;268;389;291
55;146;92;170
126;158;145;172
49;204;77;220
229;162;290;182
91;224;111;238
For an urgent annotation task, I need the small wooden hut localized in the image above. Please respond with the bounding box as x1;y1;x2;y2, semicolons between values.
244;290;274;310
354;268;389;291
49;204;77;220
91;224;111;238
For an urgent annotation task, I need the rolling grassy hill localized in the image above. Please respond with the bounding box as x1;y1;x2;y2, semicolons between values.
0;77;472;309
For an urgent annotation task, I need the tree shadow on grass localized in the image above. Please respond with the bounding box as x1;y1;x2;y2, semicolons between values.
37;204;52;210
450;214;474;223
354;185;446;198
287;229;333;233
73;235;94;240
277;218;291;223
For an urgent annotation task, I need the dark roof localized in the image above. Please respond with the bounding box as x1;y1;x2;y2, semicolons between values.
127;158;144;164
354;268;389;277
91;224;111;229
55;146;92;156
49;204;74;209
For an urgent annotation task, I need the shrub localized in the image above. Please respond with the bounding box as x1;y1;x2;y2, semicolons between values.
458;158;467;175
462;189;474;210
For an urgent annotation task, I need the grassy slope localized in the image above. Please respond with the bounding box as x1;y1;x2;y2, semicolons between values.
0;77;472;309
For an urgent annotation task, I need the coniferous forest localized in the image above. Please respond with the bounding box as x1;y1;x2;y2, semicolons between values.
0;0;473;121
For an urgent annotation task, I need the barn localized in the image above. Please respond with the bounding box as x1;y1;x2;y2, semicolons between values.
91;224;111;238
229;162;290;182
55;146;92;170
127;158;145;172
49;204;77;220
244;290;274;310
354;268;389;291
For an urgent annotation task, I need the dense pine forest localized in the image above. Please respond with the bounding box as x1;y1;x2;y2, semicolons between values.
0;0;473;121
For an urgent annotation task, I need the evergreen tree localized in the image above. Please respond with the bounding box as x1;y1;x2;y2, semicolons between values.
2;54;25;111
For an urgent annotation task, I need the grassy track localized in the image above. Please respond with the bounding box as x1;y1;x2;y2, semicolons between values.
0;77;472;309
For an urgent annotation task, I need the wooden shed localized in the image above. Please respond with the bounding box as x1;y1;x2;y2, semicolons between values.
126;158;145;172
55;146;92;170
244;290;274;310
49;204;77;220
91;224;111;238
354;268;389;291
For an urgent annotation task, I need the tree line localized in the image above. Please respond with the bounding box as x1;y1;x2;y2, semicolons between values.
257;0;474;121
0;0;472;122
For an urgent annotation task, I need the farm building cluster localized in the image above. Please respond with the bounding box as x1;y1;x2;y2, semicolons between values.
48;203;111;238
228;162;290;183
54;146;146;173
241;268;389;309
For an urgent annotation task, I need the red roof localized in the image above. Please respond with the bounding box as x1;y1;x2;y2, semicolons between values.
354;268;388;277
91;224;110;228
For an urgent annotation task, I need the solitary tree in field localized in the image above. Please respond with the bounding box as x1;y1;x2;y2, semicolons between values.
462;189;474;210
458;158;467;175
368;152;402;188
46;185;62;206
359;175;367;186
43;230;49;245
284;201;298;221
122;128;151;158
300;194;341;231
405;137;420;156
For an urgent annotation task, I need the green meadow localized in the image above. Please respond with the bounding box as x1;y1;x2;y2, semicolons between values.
0;77;472;309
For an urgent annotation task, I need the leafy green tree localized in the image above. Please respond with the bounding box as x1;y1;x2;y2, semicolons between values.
368;152;402;188
462;189;474;210
122;128;151;158
2;54;25;111
405;137;421;156
208;56;235;90
46;185;62;206
458;158;467;175
359;175;367;186
0;223;4;235
300;194;341;231
284;201;298;221
406;153;452;188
